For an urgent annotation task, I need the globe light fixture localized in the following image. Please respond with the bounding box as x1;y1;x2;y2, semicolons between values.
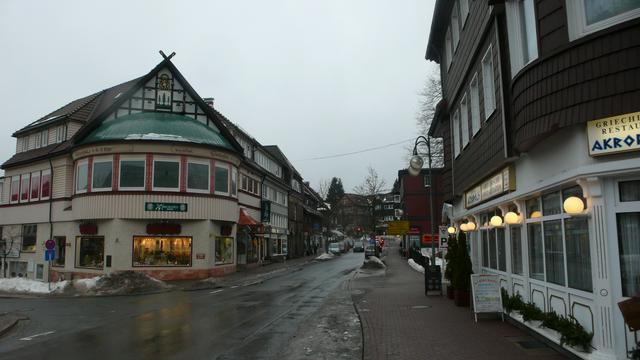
409;155;424;173
490;215;503;227
530;210;542;219
447;226;456;234
466;221;476;231
460;223;468;232
563;196;585;215
504;211;520;225
408;165;421;176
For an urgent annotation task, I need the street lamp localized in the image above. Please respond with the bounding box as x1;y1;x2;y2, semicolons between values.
408;135;437;284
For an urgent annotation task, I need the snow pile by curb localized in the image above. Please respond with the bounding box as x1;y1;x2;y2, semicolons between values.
361;256;386;269
408;259;425;274
315;253;335;261
0;277;70;294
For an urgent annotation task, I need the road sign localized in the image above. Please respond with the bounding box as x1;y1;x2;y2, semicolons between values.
387;221;409;235
44;249;56;261
45;239;56;250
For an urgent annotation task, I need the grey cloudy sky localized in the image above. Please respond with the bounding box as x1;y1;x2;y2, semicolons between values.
0;0;436;193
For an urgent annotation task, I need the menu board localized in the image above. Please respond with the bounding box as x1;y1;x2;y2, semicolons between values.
471;274;504;322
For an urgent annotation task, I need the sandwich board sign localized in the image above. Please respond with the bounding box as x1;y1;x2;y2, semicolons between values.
470;274;504;322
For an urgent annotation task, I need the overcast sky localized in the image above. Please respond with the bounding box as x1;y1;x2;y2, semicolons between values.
0;0;436;193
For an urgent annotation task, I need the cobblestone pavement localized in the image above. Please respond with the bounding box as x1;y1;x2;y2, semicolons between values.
351;240;568;360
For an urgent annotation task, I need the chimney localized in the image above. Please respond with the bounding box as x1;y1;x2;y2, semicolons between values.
203;97;215;108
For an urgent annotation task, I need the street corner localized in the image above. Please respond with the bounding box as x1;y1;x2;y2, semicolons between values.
0;313;27;338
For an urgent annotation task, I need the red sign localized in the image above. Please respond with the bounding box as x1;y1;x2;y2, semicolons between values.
79;224;98;235
146;223;181;235
421;234;439;245
409;226;421;234
45;239;56;250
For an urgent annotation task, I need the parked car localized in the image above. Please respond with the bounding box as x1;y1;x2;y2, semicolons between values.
328;242;341;255
364;245;376;259
353;242;365;252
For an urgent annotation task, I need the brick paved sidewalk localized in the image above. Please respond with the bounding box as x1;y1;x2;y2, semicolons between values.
352;241;567;360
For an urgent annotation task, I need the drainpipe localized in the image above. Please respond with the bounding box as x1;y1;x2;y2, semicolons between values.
47;158;54;286
260;173;267;261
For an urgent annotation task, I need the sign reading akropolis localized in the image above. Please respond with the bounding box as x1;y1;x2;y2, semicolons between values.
588;111;640;156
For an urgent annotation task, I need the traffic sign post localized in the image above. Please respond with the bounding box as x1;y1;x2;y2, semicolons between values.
44;249;56;261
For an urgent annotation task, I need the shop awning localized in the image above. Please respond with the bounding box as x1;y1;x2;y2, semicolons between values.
238;208;261;226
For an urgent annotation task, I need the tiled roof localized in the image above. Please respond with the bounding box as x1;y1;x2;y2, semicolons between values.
1;143;71;168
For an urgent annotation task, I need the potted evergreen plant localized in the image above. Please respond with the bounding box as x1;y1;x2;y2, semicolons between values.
443;233;457;300
452;230;473;307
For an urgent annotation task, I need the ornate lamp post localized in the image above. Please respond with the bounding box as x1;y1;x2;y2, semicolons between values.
408;136;437;291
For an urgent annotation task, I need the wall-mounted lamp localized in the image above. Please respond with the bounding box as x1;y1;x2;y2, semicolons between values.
504;212;520;225
447;226;456;234
490;215;503;227
466;221;476;231
530;211;542;219
563;196;585;215
460;223;468;232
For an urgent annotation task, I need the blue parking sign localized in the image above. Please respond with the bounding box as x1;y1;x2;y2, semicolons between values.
44;249;56;261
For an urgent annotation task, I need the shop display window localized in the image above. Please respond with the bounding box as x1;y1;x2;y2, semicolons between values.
528;223;544;280
565;217;592;292
76;236;104;269
543;219;565;286
510;226;523;275
497;228;506;272
120;159;145;189
481;230;489;267
21;224;37;252
215;236;234;264
618;212;640;297
133;236;192;267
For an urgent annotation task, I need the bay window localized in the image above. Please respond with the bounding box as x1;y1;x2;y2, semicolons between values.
153;159;180;191
566;0;640;40
231;168;238;196
76;160;88;193
92;158;112;191
215;164;229;194
506;0;538;75
187;160;209;193
119;158;145;190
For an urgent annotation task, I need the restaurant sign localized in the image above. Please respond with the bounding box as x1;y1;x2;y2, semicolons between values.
145;202;188;212
465;167;515;208
587;111;640;156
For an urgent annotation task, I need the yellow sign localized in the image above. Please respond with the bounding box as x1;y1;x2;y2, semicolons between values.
387;221;409;235
587;111;640;156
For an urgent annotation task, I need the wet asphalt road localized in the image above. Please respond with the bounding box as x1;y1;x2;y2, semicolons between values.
0;251;364;360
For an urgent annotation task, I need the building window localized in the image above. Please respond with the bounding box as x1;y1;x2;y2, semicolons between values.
482;230;489;267
187;160;209;192
215;165;229;194
470;74;481;135
75;236;104;269
565;217;592;291
510;226;523;275
34;133;41;149
53;236;66;267
528;223;544;280
153;159;180;191
55;124;66;143
119;158;145;190
35;264;44;280
22;224;37;252
20;174;30;202
76;160;88;193
619;180;640;202
41;170;51;199
215;236;234;264
30;172;40;201
489;228;497;269
133;236;192;267
9;261;28;278
460;94;469;148
460;0;469;26
231;168;238;196
451;2;460;51
566;0;640;40
10;176;19;203
497;228;506;272
445;27;453;70
92;159;112;191
544;219;565;286
617;179;640;297
452;108;461;157
506;0;538;75
41;129;48;147
481;46;496;119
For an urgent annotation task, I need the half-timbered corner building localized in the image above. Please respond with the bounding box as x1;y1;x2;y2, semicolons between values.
0;54;248;281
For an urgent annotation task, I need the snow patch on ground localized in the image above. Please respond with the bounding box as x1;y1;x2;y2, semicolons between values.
0;277;70;294
315;253;335;261
362;256;386;269
408;259;425;274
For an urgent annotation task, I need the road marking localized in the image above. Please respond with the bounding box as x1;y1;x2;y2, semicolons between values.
19;331;55;341
230;285;239;289
209;289;224;294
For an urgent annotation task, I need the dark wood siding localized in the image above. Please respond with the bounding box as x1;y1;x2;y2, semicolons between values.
511;19;640;151
536;0;569;56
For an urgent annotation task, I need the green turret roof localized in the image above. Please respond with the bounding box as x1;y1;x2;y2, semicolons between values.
79;112;233;149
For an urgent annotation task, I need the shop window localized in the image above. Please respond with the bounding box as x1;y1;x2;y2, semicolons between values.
187;161;209;192
92;160;112;191
133;236;192;267
22;224;37;252
617;212;640;297
481;230;489;267
75;236;104;269
53;236;66;267
20;174;30;202
544;220;565;286
566;0;640;40
36;264;44;280
565;217;592;292
526;197;541;218
41;170;51;199
153;160;180;191
528;223;544;280
119;159;145;190
489;228;497;269
10;176;19;203
76;161;88;193
510;226;523;275
215;165;229;194
619;180;640;202
497;228;506;272
215;236;234;264
542;192;561;216
30;172;40;201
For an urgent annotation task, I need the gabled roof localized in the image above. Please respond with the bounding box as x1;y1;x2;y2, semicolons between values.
425;0;453;62
3;54;244;169
263;145;302;179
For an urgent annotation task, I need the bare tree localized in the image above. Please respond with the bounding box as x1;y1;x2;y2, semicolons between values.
405;71;445;168
317;179;330;201
0;227;20;278
353;167;388;234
